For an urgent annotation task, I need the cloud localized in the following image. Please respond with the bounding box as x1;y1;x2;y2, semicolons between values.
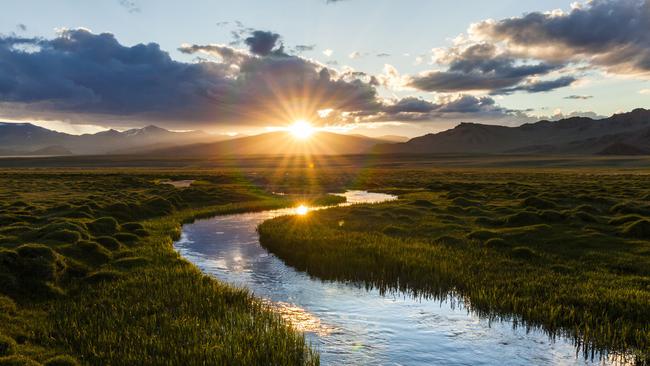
323;49;333;57
0;29;382;128
470;0;650;75
376;53;390;58
349;51;362;59
353;94;516;123
492;76;576;95
408;43;567;94
564;95;593;100
640;89;650;95
118;0;140;13
16;24;27;32
244;30;282;56
294;44;316;53
0;29;521;129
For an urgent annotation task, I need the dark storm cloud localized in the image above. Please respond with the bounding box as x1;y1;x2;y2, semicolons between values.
472;0;650;74
409;43;567;94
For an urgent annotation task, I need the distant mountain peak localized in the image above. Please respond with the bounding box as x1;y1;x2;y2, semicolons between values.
0;122;219;156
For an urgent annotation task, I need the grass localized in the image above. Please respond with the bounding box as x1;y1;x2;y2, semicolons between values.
0;172;319;365
258;170;650;364
3;164;650;364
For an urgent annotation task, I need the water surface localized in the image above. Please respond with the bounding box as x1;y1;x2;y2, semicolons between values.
174;191;617;365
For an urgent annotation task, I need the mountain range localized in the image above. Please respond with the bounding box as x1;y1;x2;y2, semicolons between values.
0;123;220;155
1;108;649;157
374;108;650;155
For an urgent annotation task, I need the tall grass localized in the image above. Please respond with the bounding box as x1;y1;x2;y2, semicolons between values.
259;173;650;364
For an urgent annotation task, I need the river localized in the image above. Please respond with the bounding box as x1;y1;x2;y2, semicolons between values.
174;190;617;365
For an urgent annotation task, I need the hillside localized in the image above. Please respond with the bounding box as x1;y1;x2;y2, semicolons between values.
0;123;219;155
150;131;385;156
375;109;650;155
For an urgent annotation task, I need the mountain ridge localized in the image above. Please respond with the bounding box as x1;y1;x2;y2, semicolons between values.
148;131;385;156
374;108;650;155
0;123;220;155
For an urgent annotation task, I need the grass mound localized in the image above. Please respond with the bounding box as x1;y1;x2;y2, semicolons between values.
0;296;16;314
382;225;407;236
467;230;498;242
0;355;41;366
86;217;119;236
95;236;121;251
42;230;81;244
523;196;557;210
510;246;538;260
0;335;17;357
43;356;78;366
503;211;542;226
112;256;149;269
621;220;650;239
484;238;510;249
84;270;122;284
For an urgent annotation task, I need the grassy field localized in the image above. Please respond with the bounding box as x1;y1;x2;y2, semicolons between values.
258;170;650;363
0;172;321;365
2;162;650;365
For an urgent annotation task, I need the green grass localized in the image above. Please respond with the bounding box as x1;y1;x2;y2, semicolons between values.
0;172;318;365
3;165;650;364
258;171;650;363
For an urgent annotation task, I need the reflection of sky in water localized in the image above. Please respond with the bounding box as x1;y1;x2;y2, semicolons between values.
174;191;623;366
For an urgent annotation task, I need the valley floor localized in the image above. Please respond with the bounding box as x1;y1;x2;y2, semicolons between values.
1;161;649;364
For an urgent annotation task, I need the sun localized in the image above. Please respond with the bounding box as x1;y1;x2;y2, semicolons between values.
288;120;315;139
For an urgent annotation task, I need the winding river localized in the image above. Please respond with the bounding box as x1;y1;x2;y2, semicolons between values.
174;191;618;365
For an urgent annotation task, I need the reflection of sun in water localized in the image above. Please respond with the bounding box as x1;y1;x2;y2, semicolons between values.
262;299;335;336
288;120;315;139
295;205;309;215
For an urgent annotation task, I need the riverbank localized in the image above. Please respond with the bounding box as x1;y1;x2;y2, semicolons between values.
0;172;319;365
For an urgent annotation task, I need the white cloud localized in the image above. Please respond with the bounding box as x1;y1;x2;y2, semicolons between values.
323;49;333;57
348;51;362;59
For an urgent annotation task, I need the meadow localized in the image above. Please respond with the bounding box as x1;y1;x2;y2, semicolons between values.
1;161;649;365
0;171;322;365
259;169;650;364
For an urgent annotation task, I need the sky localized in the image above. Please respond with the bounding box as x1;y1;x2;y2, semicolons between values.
0;0;648;137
